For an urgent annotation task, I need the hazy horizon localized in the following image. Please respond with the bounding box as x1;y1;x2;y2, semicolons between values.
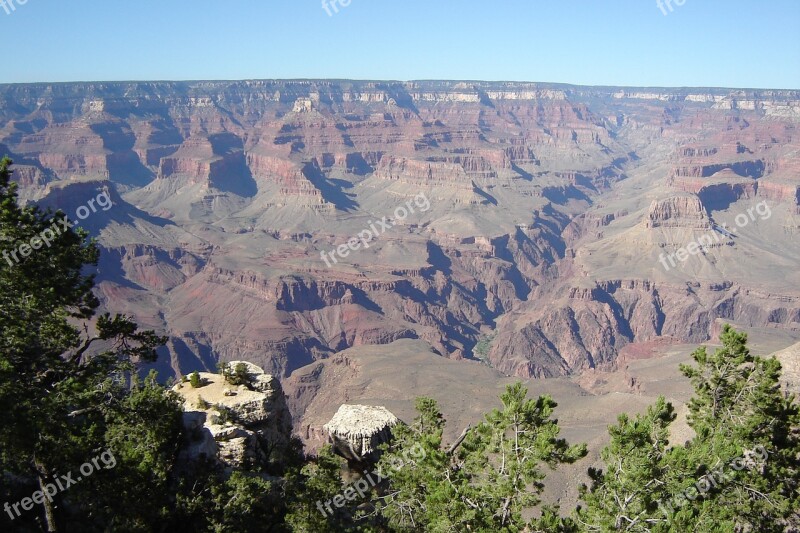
2;78;799;91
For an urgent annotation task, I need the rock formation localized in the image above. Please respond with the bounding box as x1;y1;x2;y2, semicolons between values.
172;361;293;469
323;405;399;462
646;195;712;229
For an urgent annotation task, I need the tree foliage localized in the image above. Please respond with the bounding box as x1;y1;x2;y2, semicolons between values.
375;387;587;532
576;398;676;531
0;157;180;531
285;445;357;532
577;325;800;532
459;384;587;532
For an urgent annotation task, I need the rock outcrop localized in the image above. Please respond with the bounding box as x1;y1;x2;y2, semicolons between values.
646;194;711;229
173;361;293;469
323;405;399;462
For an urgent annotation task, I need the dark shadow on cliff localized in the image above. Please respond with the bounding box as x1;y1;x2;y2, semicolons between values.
207;133;258;198
302;161;359;212
211;150;258;198
698;183;754;212
512;164;534;182
542;185;591;205
94;248;147;291
425;241;452;275
533;203;569;259
37;183;178;236
473;184;498;205
107;151;156;188
91;122;157;187
591;288;635;342
283;337;333;377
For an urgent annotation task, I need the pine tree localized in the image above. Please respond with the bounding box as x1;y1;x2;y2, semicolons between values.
69;371;184;530
673;325;800;531
577;325;800;532
459;383;587;531
376;386;586;532
575;398;676;531
376;397;472;532
285;445;359;532
0;157;178;531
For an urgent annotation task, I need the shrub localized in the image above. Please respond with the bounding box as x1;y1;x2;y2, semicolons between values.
214;404;237;424
232;363;251;386
218;362;231;382
220;362;252;387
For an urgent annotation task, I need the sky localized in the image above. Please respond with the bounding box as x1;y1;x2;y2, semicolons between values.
2;0;799;89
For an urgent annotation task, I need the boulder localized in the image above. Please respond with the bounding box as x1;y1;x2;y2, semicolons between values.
323;405;399;462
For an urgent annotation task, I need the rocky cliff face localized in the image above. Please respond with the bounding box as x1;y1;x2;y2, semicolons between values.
646;195;712;229
2;80;799;404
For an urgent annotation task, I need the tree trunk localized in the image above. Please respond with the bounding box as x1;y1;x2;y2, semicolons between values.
34;457;58;532
446;425;471;456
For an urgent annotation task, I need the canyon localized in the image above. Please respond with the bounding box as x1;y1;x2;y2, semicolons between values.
1;80;799;451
